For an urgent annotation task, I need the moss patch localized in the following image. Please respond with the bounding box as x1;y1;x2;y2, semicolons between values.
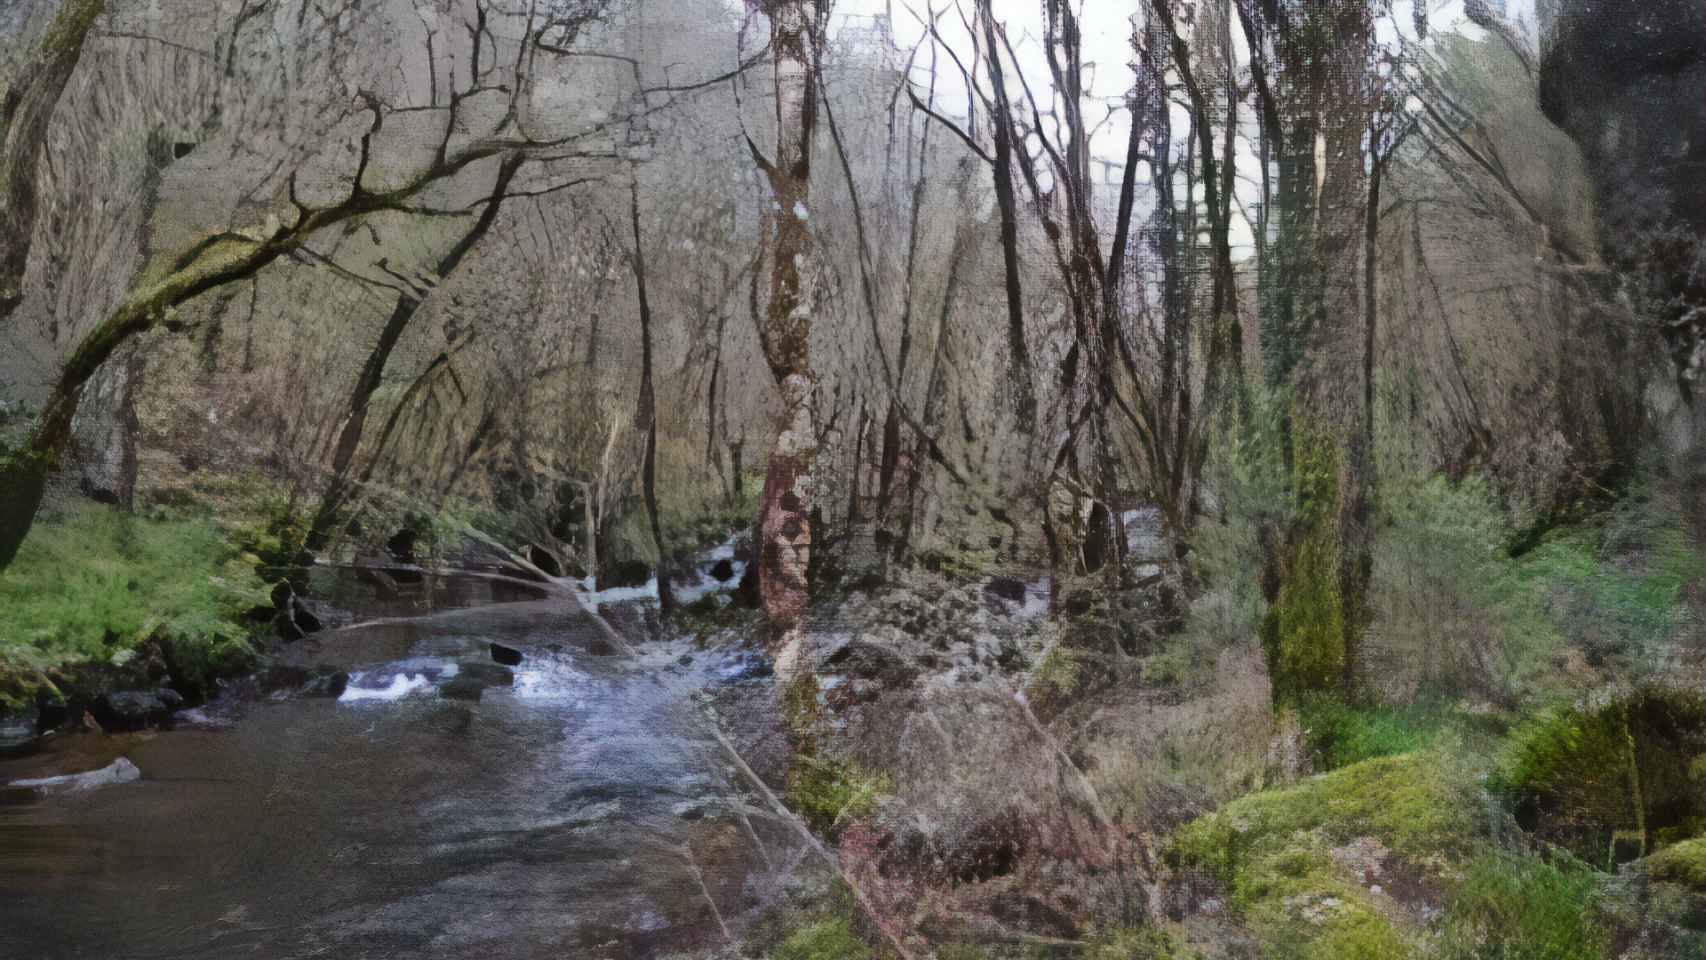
1167;751;1486;959
1296;696;1454;771
1649;838;1706;892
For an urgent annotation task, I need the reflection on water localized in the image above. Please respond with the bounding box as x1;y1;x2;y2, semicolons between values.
0;584;805;960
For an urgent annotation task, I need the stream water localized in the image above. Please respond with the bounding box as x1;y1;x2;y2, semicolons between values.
0;561;807;959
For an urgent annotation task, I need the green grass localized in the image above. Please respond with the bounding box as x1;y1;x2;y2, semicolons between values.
1296;697;1454;771
0;500;268;709
770;917;873;960
1439;854;1607;960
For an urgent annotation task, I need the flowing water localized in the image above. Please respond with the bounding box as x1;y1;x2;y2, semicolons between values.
0;571;810;959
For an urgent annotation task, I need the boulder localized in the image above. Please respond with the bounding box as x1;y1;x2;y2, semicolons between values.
96;689;182;730
290;598;323;635
386;527;419;564
490;642;523;666
708;558;736;583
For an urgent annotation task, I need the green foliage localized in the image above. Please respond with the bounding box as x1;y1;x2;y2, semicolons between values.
1173;386;1291;680
1365;472;1521;703
1439;854;1607;960
1498;687;1706;866
769;918;873;960
741;878;872;960
785;753;892;838
1367;470;1700;706
1648;838;1706;892
0;500;267;708
1296;696;1452;771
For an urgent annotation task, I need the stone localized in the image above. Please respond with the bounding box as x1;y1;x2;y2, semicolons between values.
96;689;180;730
490;642;523;666
439;677;486;701
455;662;515;687
708;558;736;582
275;610;304;643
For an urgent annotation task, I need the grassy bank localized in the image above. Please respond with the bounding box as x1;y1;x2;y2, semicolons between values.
0;497;270;715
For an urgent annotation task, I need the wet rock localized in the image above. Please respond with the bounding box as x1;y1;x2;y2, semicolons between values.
256;662;342;696
708;557;736;582
455;662;515;687
290;598;323;635
95;689;182;730
274;609;305;642
8;757;141;794
300;670;349;699
439;677;486;701
490;642;523;666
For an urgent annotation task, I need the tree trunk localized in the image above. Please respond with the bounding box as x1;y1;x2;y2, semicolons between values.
1260;0;1376;703
630;175;674;614
750;0;822;658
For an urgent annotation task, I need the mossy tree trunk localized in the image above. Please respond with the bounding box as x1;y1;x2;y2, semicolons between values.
1257;0;1377;702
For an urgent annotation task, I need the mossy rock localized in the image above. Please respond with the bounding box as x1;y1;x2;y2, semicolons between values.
1169;751;1483;880
1166;751;1484;958
769;917;872;960
1650;838;1706;893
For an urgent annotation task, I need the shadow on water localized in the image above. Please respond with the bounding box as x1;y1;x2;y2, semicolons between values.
0;567;806;960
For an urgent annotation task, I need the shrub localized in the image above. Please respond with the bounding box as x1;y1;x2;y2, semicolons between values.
1365;473;1522;704
1498;687;1706;866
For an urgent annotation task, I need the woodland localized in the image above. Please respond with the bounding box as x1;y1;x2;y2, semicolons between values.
1;1;1704;958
